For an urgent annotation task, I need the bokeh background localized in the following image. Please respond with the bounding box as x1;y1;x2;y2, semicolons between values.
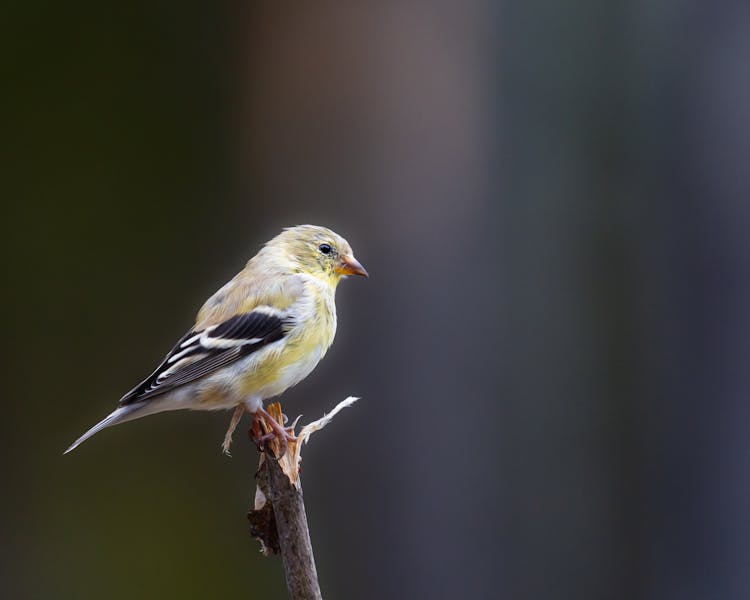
4;1;750;599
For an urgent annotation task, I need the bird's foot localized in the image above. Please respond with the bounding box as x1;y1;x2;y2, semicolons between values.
221;405;246;456
249;406;297;459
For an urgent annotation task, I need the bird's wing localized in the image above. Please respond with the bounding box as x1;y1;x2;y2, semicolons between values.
119;308;292;405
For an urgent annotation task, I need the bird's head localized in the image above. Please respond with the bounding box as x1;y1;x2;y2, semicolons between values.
267;225;368;285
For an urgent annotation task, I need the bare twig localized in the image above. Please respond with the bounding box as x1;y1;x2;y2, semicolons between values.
255;450;322;600
247;399;358;600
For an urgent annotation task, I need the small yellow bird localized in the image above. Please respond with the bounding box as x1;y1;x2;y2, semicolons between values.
65;225;367;455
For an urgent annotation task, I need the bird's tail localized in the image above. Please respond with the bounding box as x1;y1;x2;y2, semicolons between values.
64;403;149;454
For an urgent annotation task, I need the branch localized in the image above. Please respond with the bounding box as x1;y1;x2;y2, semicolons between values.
247;398;358;600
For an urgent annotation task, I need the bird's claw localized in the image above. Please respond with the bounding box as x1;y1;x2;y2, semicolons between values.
250;430;293;459
249;409;296;459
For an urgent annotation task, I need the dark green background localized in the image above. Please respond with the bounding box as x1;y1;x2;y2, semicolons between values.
5;2;750;599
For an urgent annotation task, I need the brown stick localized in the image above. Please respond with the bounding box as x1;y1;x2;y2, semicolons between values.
247;402;323;600
255;455;322;600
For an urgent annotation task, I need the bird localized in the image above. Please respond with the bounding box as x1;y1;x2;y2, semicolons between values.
65;225;368;456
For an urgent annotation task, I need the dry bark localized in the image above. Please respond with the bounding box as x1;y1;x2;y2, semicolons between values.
247;399;357;600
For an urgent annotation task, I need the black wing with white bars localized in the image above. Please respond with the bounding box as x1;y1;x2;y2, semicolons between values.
119;309;291;405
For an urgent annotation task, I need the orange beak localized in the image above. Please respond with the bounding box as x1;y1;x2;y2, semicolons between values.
335;255;369;278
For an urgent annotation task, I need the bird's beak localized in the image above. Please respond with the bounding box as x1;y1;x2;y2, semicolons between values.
336;255;369;278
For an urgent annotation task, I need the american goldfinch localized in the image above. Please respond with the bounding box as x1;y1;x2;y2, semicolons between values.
65;225;367;456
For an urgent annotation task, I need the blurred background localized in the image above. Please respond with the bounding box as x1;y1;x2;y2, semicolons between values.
4;1;750;598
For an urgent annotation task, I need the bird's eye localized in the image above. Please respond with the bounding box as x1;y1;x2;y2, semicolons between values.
318;243;333;255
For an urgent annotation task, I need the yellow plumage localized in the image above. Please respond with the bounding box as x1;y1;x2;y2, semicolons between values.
65;225;367;455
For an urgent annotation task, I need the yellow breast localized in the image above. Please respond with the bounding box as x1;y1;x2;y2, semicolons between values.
238;283;336;399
